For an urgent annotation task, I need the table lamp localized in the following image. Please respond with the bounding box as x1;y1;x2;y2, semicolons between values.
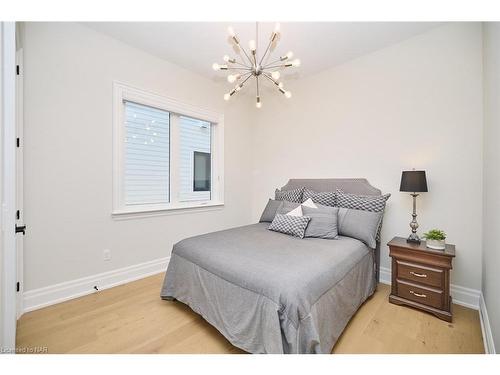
400;170;428;244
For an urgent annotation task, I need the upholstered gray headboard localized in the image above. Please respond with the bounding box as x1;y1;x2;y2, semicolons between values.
281;178;382;197
280;178;382;282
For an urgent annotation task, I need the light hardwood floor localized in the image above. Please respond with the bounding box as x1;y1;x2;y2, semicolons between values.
16;273;484;354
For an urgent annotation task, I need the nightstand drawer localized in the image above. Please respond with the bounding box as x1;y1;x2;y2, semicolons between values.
397;280;443;309
397;261;443;288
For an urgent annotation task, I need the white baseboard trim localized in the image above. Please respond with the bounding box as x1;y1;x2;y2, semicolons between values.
479;293;496;354
23;257;170;313
378;266;480;309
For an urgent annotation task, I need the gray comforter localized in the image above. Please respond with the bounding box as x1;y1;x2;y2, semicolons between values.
161;223;376;354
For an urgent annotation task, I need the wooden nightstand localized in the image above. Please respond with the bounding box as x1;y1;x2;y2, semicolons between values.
387;236;455;322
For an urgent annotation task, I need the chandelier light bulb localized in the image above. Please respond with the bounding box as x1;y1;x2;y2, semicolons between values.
227;74;241;83
285;91;292;99
286;51;294;59
292;59;301;67
274;23;281;33
271;71;281;80
223;55;230;62
223;93;231;101
278;82;284;89
212;63;220;71
256;101;262;109
227;26;235;37
249;40;256;51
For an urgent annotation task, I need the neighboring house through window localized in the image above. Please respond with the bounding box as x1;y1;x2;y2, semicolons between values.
112;82;224;216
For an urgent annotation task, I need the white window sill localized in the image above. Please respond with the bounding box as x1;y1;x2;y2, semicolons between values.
112;201;224;220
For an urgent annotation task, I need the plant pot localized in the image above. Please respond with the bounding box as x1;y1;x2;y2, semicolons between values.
426;239;446;250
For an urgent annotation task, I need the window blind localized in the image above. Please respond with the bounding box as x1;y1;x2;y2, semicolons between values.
179;116;211;202
124;101;170;205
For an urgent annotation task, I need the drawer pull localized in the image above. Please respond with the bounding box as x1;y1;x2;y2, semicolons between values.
409;290;427;298
410;271;427;278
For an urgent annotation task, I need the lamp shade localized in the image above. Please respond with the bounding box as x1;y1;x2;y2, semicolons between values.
400;170;428;192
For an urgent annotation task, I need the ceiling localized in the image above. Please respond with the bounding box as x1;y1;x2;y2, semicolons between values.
84;22;442;79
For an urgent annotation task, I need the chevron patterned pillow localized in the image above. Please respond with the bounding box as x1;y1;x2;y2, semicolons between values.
274;187;304;203
302;188;337;206
268;214;311;238
336;190;390;212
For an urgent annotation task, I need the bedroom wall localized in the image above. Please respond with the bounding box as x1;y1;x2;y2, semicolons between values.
482;22;500;351
22;22;254;291
251;23;484;291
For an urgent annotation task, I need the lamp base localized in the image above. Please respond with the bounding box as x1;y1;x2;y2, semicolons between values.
407;233;421;244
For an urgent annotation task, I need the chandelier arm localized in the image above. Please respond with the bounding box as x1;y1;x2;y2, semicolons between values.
263;64;289;70
235;72;253;83
262;58;281;68
232;60;251;68
238;45;254;67
239;73;253;86
262;72;279;86
227;67;253;71
259;38;277;65
261;55;281;68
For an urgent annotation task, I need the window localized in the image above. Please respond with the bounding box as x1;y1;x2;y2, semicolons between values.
113;83;224;216
124;102;170;205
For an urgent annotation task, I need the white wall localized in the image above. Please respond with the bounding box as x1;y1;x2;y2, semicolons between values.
482;22;500;351
22;22;254;291
251;23;484;290
23;22;486;299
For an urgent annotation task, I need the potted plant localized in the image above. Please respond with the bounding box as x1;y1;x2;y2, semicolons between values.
423;229;446;250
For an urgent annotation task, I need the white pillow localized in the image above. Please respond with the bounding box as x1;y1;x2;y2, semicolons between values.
286;205;303;217
301;198;318;209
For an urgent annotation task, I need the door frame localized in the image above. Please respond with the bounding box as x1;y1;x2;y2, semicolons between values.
1;21;17;351
15;47;24;319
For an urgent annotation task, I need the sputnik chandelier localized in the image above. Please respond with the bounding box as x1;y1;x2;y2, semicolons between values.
212;22;300;108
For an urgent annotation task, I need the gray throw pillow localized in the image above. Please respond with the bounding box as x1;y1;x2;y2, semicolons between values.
268;214;311;238
259;199;284;223
336;189;390;241
337;207;383;248
276;201;301;215
302;205;339;239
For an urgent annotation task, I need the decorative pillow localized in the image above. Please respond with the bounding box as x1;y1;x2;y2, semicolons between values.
259;199;284;223
302;188;337;207
336;189;390;241
276;201;302;216
302;205;339;239
268;214;311;238
275;187;304;203
301;198;318;209
337;207;383;248
336;190;390;212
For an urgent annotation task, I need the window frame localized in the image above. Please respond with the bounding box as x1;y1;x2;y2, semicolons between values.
112;82;224;218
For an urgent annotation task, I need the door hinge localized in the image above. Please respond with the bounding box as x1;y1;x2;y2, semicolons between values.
16;138;20;148
16;210;20;220
16;282;20;292
15;224;26;235
16;65;20;75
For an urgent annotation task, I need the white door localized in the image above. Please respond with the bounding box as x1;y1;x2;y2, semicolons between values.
1;21;17;351
15;48;24;319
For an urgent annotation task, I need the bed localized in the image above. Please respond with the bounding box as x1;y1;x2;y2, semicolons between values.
161;178;383;354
